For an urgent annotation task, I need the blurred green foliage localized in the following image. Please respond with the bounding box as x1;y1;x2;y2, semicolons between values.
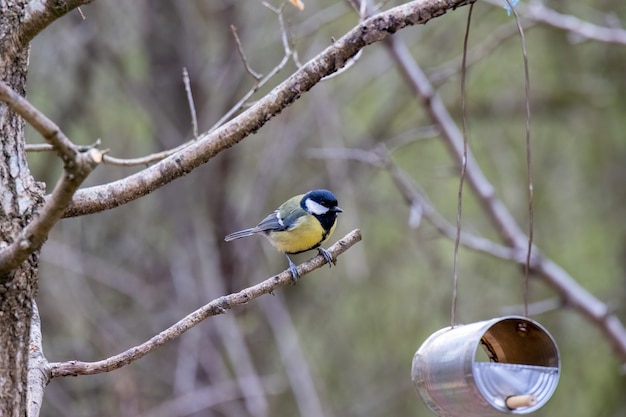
27;1;626;416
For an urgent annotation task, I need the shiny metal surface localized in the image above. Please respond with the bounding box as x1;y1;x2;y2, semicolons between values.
411;316;560;416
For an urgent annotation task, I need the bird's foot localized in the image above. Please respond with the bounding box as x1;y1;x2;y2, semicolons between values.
318;247;335;267
286;256;299;283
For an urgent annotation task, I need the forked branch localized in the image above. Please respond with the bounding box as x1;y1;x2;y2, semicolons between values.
0;82;101;278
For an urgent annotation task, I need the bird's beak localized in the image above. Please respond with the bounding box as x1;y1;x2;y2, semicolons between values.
333;206;343;213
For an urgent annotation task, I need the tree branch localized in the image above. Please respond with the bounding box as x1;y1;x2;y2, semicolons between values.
0;0;91;75
485;0;626;45
17;0;93;46
49;229;362;377
206;2;300;135
0;81;80;161
0;82;101;278
309;146;523;262
62;0;475;218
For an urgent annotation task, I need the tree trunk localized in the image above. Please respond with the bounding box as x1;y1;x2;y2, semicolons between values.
0;1;45;415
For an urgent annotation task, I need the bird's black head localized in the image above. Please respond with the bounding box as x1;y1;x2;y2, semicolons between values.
301;189;343;231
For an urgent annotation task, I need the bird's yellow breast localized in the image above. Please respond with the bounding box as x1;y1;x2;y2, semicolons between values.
268;216;337;254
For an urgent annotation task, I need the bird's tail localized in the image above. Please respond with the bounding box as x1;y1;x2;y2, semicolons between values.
224;228;256;241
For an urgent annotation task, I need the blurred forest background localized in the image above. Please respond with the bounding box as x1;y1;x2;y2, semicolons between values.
26;0;626;416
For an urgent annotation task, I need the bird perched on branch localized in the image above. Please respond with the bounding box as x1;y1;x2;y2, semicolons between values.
225;189;343;281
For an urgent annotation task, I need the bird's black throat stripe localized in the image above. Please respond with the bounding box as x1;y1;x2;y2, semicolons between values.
315;212;337;235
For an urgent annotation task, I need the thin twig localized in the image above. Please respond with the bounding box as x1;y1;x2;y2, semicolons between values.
26;140;102;154
49;230;362;377
207;3;297;133
101;143;189;167
26;140;196;168
182;67;199;138
7;0;93;52
263;1;300;68
322;0;365;81
483;0;626;45
0;82;78;162
25;143;55;152
230;25;263;81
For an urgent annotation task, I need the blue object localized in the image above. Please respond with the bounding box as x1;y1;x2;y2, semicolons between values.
504;0;520;15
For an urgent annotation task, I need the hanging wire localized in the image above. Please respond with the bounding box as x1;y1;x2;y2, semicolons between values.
452;3;475;327
504;0;534;317
454;0;534;323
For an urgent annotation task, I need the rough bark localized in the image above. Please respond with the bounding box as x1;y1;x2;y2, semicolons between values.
0;1;46;415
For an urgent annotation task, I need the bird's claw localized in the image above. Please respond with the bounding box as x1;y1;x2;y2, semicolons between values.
286;256;299;283
285;249;334;283
318;247;335;267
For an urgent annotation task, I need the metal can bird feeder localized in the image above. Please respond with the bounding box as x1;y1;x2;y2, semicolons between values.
411;316;560;417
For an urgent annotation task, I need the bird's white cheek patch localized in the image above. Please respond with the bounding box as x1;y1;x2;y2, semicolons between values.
305;199;329;215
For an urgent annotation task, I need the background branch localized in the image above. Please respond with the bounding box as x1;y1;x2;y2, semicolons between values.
49;229;362;378
484;0;626;45
2;0;92;57
308;146;521;261
383;35;626;361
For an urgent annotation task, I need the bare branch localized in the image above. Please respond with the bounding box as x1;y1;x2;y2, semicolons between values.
63;0;476;218
207;1;300;133
25;140;102;154
100;145;187;167
384;35;626;362
24;143;55;152
0;81;79;161
182;67;199;138
484;0;626;45
309;146;521;261
3;0;93;54
230;25;263;81
386;38;527;248
25;140;197;168
48;229;362;377
0;82;101;278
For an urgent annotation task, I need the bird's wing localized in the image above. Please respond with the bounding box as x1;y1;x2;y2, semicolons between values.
277;206;304;231
253;210;289;232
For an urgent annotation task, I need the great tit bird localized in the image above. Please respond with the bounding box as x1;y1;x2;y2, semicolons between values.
225;189;343;281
